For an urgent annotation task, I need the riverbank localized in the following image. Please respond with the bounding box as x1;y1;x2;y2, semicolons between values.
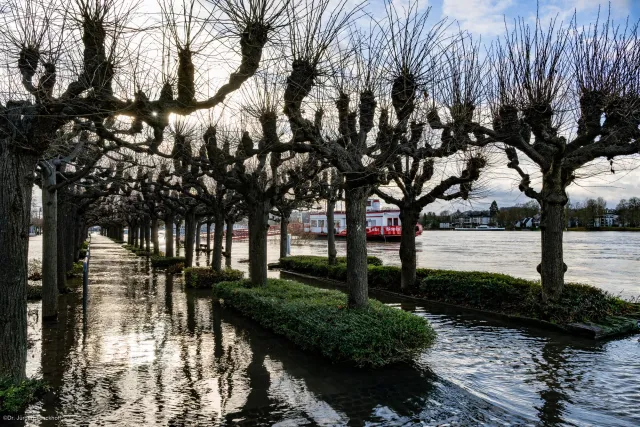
566;227;640;232
277;256;640;339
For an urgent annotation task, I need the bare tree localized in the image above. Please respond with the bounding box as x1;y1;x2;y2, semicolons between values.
484;13;640;300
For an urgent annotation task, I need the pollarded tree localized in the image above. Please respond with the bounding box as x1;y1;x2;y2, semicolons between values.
374;35;490;290
280;0;454;307
0;0;285;381
202;114;326;286
485;15;640;300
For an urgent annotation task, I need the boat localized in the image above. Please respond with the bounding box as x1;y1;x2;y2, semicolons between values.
454;225;505;231
305;198;423;241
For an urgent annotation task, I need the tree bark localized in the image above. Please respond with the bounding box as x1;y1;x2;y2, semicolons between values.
399;209;419;290
175;220;181;256
56;198;66;292
345;185;369;308
195;222;202;252
212;215;225;272
152;218;159;255
0;150;37;382
184;211;196;267
41;168;58;318
279;214;290;259
206;221;211;252
248;200;270;286
539;200;567;301
165;214;174;257
225;218;233;268
327;199;337;265
144;219;151;253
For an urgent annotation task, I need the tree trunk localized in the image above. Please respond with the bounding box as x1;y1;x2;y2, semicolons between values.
56;198;66;292
399;209;419;291
152;218;159;255
144;219;151;253
248;200;270;286
327;199;337;265
184;211;196;267
0;150;37;382
212;215;225;272
195;222;202;252
206;222;211;252
225;218;233;268
41;168;58;318
279;214;290;259
539;200;567;301
345;185;369;308
165;214;174;257
175;220;181;256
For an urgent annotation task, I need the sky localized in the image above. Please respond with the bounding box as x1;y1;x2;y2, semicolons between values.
28;0;640;213
401;0;640;213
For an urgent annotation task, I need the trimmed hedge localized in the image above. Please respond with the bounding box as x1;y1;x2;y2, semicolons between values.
212;279;435;368
279;256;638;324
66;261;83;278
151;256;186;268
27;284;42;300
0;377;49;414
184;267;245;288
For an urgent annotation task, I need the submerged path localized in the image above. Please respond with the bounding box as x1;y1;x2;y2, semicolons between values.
21;235;640;426
22;235;521;426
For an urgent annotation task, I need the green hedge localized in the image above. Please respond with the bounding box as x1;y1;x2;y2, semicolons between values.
184;267;245;288
0;377;49;414
279;256;637;324
151;256;186;268
66;262;83;278
212;279;435;368
27;284;42;300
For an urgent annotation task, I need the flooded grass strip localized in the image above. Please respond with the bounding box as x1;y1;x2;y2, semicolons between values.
212;279;436;368
279;256;640;339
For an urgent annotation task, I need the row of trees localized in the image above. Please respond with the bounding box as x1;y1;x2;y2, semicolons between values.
2;0;640;384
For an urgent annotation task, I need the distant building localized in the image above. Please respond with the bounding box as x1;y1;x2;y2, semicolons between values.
594;209;619;227
515;215;540;229
452;210;491;228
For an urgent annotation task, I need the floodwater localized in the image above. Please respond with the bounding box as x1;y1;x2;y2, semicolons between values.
19;233;640;426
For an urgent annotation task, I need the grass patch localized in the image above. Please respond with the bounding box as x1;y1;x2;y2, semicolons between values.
213;279;435;368
0;377;49;414
184;267;244;288
280;256;638;325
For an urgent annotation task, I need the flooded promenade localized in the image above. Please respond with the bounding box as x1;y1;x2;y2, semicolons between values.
20;234;640;426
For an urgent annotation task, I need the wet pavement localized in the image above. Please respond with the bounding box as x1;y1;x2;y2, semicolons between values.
18;235;640;426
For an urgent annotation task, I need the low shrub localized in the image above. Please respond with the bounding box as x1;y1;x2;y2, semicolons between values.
66;262;84;278
26;284;42;300
151;256;186;269
167;263;185;274
0;377;49;414
212;279;436;368
184;267;245;288
27;260;42;281
280;256;635;324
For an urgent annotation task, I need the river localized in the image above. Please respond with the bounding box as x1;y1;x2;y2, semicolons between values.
21;232;640;426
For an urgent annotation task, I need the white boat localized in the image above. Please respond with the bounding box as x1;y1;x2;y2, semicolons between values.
454;225;505;231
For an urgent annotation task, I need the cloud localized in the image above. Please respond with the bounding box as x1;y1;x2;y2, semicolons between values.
441;0;515;37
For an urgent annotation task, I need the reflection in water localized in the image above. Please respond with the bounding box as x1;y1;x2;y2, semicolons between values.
17;235;639;426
